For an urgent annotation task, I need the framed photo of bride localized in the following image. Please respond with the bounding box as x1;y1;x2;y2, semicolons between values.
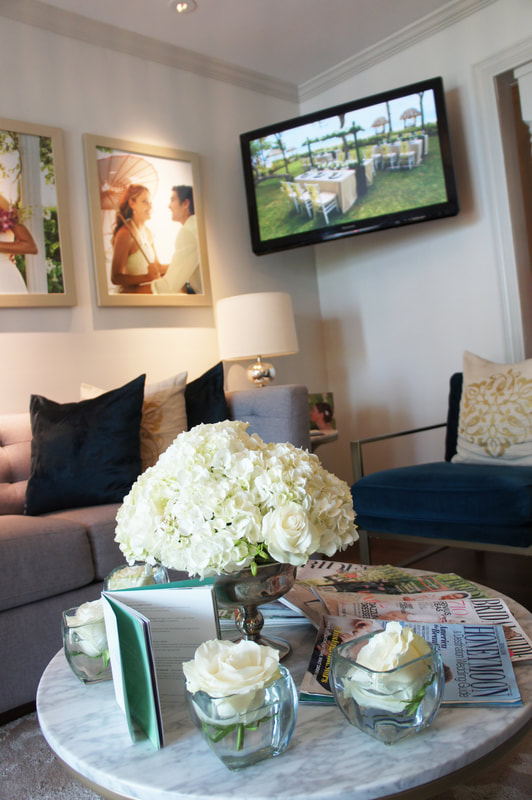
0;117;76;307
83;134;212;307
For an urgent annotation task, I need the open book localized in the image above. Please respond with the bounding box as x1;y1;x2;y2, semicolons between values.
102;579;219;749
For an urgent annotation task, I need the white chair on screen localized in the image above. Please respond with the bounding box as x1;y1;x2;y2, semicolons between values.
292;182;312;217
305;183;338;225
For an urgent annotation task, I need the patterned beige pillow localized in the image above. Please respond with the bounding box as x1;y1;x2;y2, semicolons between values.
81;372;187;472
452;351;532;464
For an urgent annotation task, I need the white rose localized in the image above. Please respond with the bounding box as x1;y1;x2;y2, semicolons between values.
65;600;108;658
105;564;156;590
262;502;321;565
344;622;433;712
183;639;281;723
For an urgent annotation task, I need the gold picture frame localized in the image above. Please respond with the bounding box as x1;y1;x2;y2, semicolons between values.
0;117;75;307
84;134;212;306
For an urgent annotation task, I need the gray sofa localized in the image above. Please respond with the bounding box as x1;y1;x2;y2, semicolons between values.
0;384;310;719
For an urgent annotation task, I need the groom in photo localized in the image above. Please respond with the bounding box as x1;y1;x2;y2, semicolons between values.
152;184;203;295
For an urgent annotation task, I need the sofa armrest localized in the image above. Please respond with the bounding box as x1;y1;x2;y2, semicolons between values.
226;384;310;449
350;423;446;482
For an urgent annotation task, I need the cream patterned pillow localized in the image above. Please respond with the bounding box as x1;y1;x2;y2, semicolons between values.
452;351;532;464
81;372;187;472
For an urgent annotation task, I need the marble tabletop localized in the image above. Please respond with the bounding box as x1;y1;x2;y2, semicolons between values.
37;590;532;800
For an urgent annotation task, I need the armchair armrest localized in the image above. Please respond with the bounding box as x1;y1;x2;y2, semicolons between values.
351;423;446;482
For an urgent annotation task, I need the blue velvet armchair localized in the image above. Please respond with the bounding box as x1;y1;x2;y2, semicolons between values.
350;373;532;564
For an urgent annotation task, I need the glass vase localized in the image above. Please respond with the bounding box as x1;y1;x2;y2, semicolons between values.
103;561;170;590
214;562;296;658
186;664;298;770
330;633;444;745
61;607;112;684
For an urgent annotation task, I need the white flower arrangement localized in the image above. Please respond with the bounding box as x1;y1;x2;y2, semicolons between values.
115;420;357;579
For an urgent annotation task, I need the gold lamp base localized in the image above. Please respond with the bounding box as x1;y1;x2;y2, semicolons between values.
246;356;276;387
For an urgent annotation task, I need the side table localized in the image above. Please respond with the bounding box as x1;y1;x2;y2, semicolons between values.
310;429;338;452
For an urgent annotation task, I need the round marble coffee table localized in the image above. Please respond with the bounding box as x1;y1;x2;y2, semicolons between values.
37;593;532;800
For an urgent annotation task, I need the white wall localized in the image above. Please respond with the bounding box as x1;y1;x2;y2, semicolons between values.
302;0;532;482
0;17;327;413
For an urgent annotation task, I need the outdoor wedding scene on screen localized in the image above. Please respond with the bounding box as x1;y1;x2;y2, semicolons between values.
249;87;447;243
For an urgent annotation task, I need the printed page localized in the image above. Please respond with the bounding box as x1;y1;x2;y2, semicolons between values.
102;581;219;746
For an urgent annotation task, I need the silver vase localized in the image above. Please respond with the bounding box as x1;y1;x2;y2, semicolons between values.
214;562;296;658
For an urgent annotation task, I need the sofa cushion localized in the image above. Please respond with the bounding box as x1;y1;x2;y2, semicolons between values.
0;515;95;612
0;583;104;714
185;362;229;429
351;461;532;548
453;351;532;465
25;375;145;515
50;503;123;581
81;371;188;471
0;413;31;515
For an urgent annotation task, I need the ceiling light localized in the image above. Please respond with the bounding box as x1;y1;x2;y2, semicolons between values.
169;0;197;13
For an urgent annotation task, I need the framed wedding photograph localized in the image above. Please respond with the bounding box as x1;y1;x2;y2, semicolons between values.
0;117;75;307
83;134;212;307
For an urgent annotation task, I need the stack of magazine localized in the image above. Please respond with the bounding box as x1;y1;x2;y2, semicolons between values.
280;560;529;708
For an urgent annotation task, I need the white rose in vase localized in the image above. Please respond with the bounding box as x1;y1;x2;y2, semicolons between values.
183;639;281;726
65;600;108;658
344;622;433;712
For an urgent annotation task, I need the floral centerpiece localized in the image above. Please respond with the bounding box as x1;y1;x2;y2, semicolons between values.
115;420;358;578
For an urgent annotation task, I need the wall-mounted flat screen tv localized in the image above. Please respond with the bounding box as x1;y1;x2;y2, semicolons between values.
240;76;459;256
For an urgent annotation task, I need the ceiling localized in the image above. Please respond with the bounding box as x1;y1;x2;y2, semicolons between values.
1;0;496;100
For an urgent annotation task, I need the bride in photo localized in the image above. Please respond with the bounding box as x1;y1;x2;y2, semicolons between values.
110;184;165;293
0;192;37;293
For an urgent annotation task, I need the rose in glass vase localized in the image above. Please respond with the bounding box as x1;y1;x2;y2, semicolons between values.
114;420;358;578
330;622;444;744
62;599;111;684
183;639;298;769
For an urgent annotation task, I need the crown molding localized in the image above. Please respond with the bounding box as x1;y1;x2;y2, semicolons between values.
1;0;499;105
298;0;499;102
0;0;299;103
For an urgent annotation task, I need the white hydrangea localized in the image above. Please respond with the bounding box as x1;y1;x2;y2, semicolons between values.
115;420;357;579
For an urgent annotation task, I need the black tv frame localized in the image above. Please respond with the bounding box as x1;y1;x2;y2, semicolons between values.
240;76;459;256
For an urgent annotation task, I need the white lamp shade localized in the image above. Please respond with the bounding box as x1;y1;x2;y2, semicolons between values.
216;292;299;361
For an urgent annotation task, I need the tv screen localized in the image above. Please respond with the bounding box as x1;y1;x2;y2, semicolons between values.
240;76;459;256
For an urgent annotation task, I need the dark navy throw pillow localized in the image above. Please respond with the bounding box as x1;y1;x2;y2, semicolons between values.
25;374;145;515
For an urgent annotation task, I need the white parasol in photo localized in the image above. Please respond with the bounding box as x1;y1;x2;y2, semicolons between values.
97;154;159;210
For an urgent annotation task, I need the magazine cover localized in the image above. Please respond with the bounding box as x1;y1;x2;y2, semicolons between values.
322;594;532;663
299;614;522;708
282;559;489;627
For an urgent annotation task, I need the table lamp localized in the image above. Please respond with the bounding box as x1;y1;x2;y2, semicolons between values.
216;292;299;387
